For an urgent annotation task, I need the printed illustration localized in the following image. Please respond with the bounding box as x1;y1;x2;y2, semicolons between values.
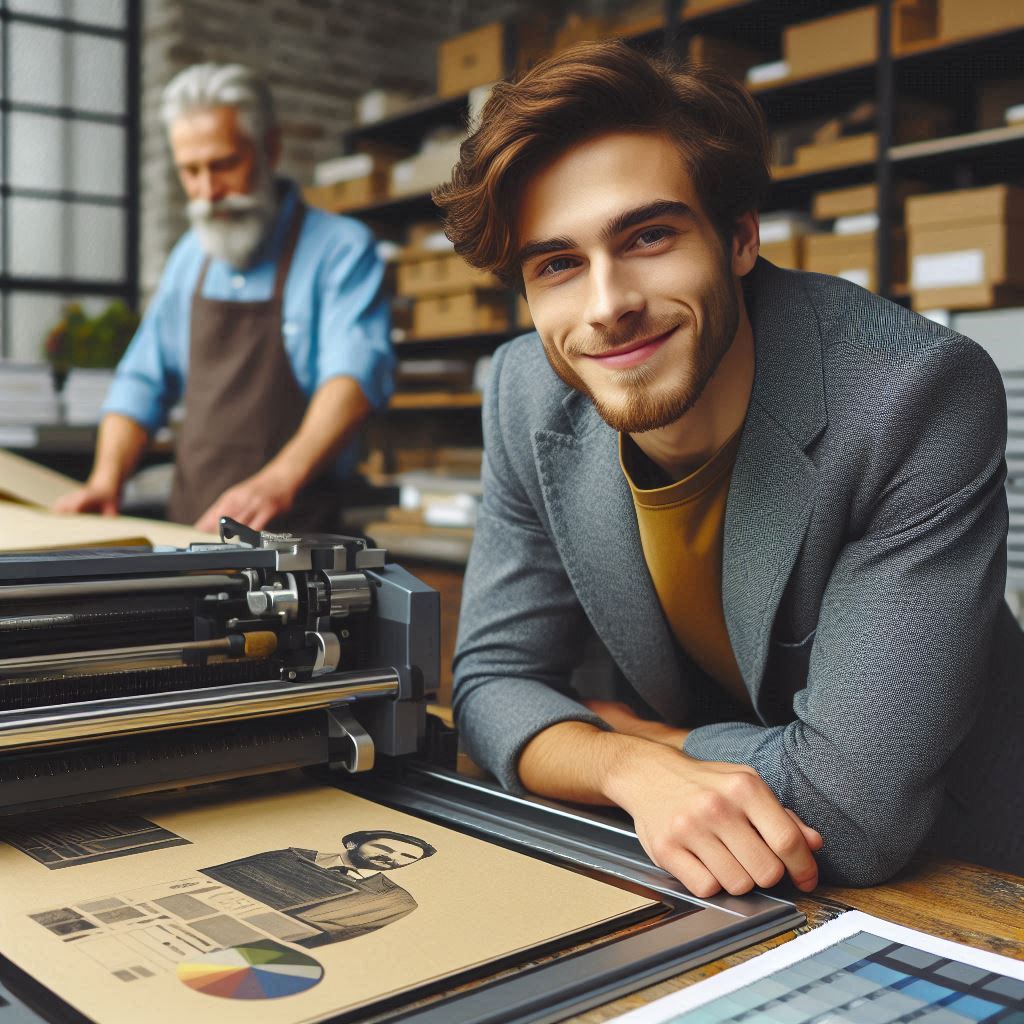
28;829;437;991
0;812;190;869
199;830;437;948
176;940;324;1000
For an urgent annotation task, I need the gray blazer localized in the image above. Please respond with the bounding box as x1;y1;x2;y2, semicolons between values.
453;260;1024;886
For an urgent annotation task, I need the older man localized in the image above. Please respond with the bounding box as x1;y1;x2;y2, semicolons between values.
56;63;393;533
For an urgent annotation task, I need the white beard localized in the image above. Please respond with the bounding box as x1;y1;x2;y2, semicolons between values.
187;169;278;268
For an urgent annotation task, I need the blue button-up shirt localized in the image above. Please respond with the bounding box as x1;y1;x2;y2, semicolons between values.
103;181;394;478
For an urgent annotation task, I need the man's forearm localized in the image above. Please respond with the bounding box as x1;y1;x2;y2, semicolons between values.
261;375;372;494
518;721;664;806
90;413;150;493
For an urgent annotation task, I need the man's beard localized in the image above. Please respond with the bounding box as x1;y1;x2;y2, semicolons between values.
187;166;277;268
540;271;740;434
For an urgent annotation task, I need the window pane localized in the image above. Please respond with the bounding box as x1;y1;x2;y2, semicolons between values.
9;199;124;280
10;113;125;196
8;1;126;28
9;24;125;114
5;292;110;364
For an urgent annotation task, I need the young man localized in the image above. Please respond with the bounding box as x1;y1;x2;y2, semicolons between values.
56;63;394;533
435;41;1023;894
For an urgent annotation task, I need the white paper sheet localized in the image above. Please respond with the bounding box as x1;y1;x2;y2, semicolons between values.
610;910;1024;1023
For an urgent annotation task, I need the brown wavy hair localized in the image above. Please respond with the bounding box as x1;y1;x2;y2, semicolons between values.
433;39;771;288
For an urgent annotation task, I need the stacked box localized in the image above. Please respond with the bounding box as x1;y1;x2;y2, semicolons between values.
397;252;501;298
939;0;1024;42
411;291;509;339
804;231;907;293
783;7;877;79
907;185;1024;309
794;133;878;172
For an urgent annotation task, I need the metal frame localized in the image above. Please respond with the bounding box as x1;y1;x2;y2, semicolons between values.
0;3;140;357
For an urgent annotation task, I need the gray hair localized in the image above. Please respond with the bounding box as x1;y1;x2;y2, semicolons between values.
162;63;276;150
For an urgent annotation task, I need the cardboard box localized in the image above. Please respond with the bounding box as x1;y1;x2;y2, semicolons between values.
910;223;1024;289
784;7;878;79
397;253;501;298
906;186;1024;308
760;238;804;270
688;34;767;80
411;291;509;339
905;185;1024;229
893;0;939;49
812;181;926;220
940;0;1024;42
813;184;881;220
804;231;906;293
911;282;1024;312
794;133;878;172
303;173;387;212
438;23;506;97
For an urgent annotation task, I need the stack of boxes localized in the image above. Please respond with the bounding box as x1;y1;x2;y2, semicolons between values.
907;186;1024;311
394;235;508;341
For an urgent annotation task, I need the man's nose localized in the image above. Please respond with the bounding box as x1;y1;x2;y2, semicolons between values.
584;256;644;330
193;169;223;203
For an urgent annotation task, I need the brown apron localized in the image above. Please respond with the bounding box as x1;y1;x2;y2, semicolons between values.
167;204;338;533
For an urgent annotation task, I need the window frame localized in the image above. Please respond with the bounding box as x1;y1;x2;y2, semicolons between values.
0;2;140;358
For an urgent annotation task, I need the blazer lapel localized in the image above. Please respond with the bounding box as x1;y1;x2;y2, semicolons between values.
533;400;688;724
723;261;826;708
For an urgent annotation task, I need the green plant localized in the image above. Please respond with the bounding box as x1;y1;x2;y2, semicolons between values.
43;301;140;371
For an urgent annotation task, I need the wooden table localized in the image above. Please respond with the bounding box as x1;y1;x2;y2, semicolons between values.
567;858;1024;1022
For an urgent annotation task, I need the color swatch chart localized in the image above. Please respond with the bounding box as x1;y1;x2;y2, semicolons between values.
668;931;1024;1023
176;940;323;1000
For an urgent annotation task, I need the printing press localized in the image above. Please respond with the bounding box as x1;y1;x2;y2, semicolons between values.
0;519;802;1024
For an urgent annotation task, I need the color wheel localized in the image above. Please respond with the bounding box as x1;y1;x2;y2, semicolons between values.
177;939;323;999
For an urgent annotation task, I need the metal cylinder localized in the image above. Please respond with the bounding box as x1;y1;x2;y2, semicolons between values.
0;669;400;750
322;571;373;618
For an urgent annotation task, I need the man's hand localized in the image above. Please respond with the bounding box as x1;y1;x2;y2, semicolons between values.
583;699;689;748
608;740;823;897
53;480;120;517
194;469;297;533
52;412;147;518
518;722;823;899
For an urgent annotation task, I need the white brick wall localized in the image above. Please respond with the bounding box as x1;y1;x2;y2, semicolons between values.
140;0;540;300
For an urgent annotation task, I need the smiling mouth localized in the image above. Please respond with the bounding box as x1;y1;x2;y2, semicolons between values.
584;327;677;368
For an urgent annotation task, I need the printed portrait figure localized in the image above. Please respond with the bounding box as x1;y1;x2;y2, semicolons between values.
307;829;437;879
201;831;436;948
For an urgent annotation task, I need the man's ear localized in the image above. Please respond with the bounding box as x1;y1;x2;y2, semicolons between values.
344;839;355;850
731;211;760;278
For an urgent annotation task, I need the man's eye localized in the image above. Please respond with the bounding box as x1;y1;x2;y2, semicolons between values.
634;227;672;249
539;256;575;277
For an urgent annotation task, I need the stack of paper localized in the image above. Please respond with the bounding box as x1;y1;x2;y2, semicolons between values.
0;363;59;425
63;368;116;425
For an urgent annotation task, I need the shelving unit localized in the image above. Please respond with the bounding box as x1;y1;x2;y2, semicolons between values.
319;0;1024;582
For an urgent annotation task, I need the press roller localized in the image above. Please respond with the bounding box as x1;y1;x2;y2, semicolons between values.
0;517;439;814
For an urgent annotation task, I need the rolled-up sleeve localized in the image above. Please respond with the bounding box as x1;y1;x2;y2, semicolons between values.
315;224;394;410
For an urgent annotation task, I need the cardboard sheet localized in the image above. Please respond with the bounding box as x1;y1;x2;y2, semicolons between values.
0;776;657;1024
0;449;82;508
0;502;219;551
